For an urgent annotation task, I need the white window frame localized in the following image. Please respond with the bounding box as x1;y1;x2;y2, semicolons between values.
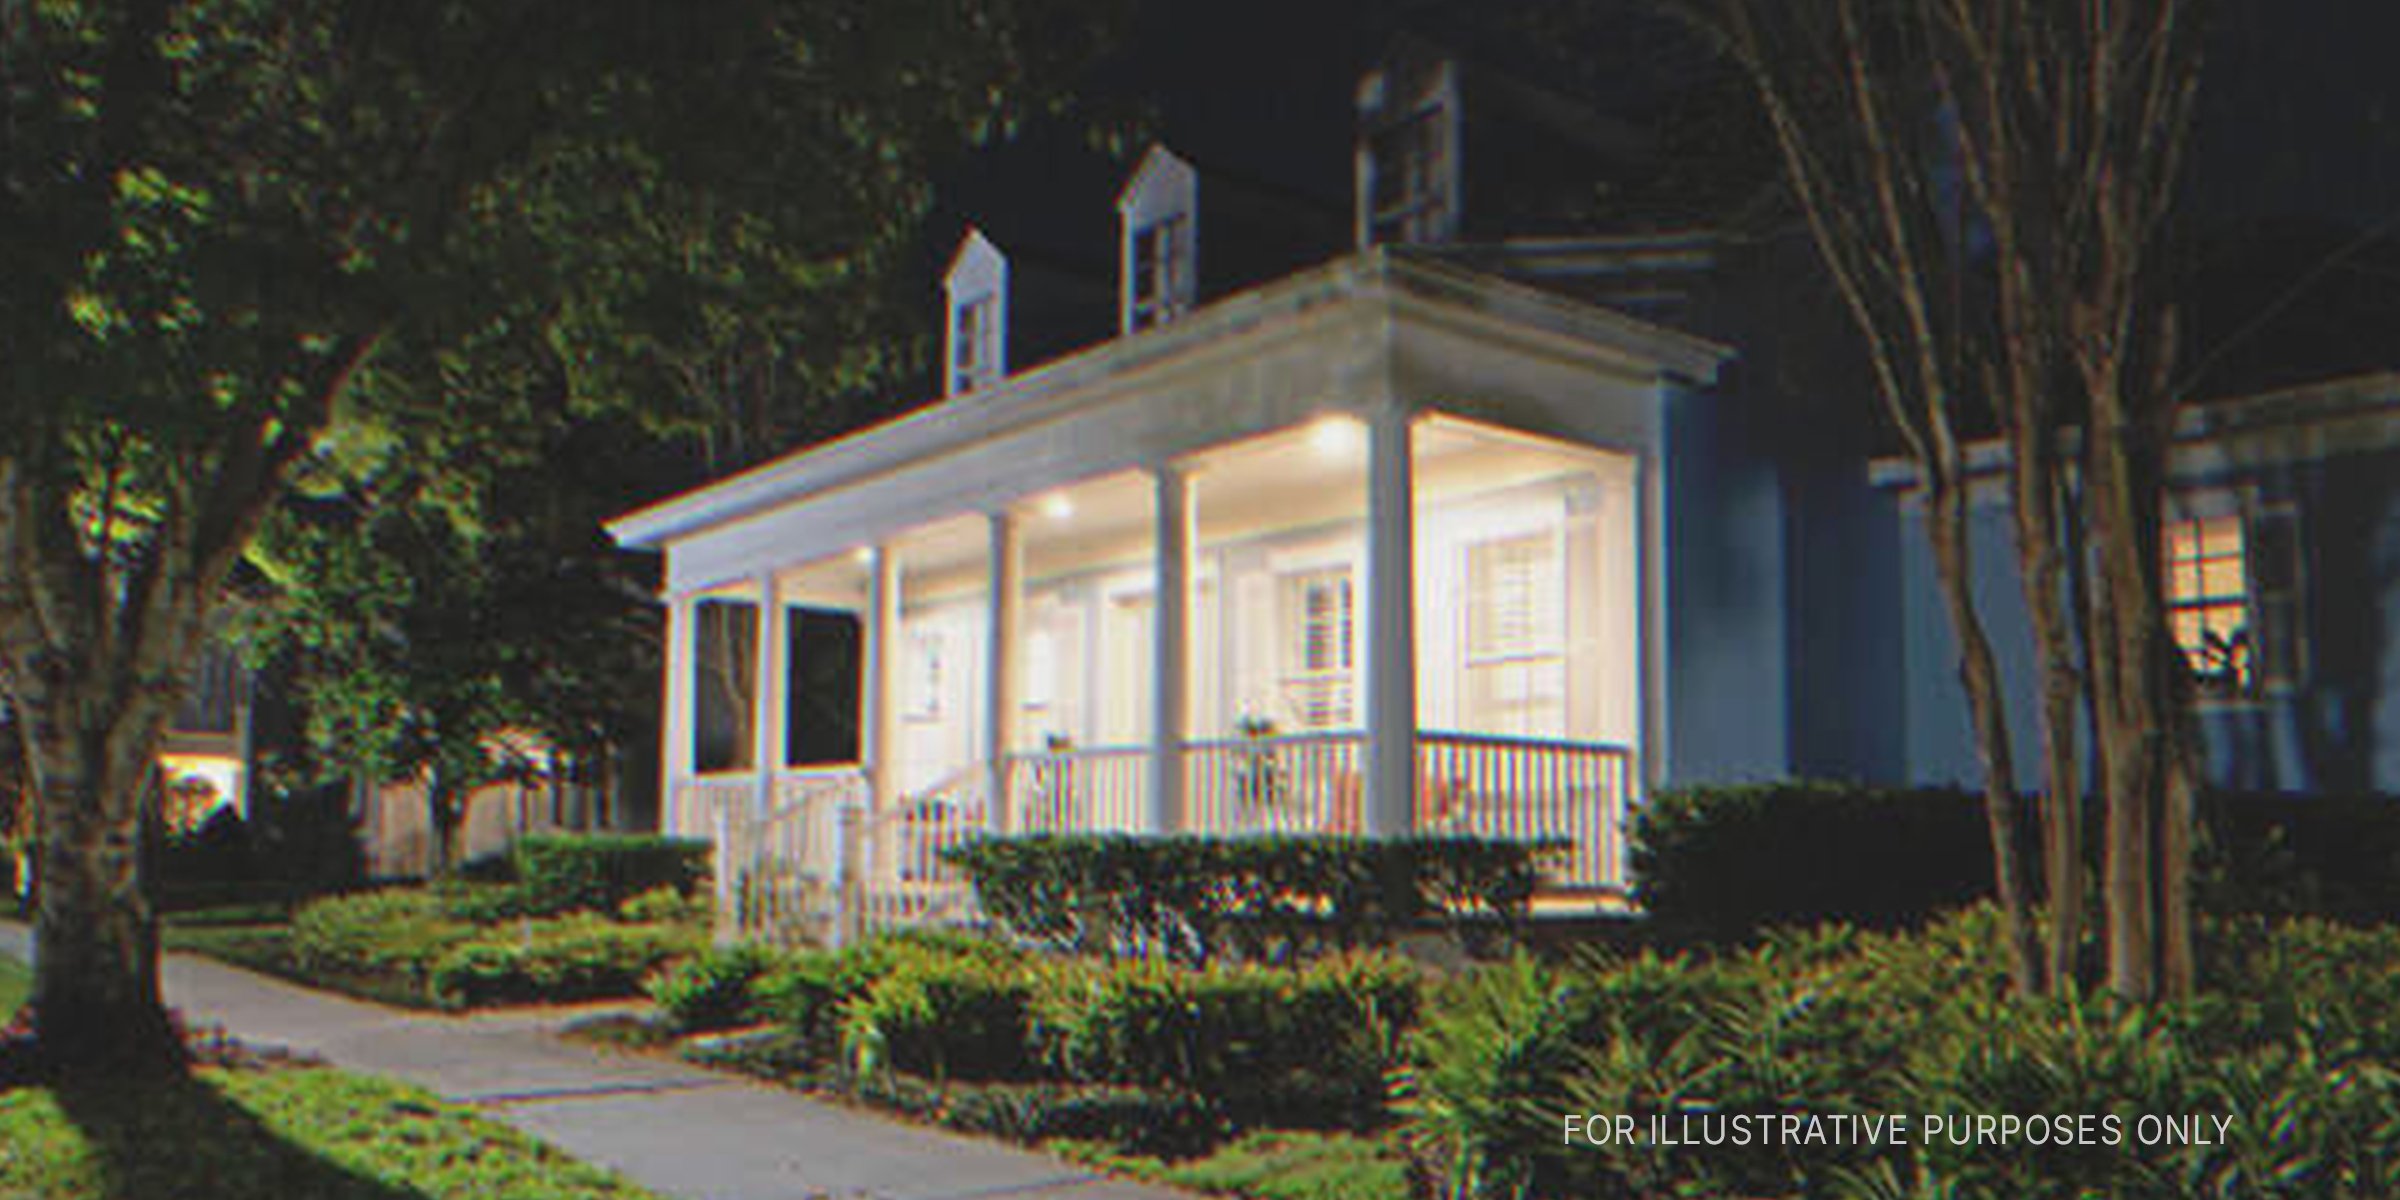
1278;565;1356;730
1461;528;1567;737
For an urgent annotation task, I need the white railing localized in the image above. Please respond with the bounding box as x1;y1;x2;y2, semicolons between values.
1005;745;1149;835
1416;732;1633;891
854;768;984;935
677;774;755;841
714;767;866;945
1185;731;1367;836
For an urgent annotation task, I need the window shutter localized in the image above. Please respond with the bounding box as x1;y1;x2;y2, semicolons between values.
2250;504;2304;689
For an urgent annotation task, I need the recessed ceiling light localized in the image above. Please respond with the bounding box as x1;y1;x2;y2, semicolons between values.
1041;492;1075;521
1309;415;1365;459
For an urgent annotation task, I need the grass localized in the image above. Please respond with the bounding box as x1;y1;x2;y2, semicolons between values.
0;955;28;1014
1056;1130;1414;1200
0;1064;661;1200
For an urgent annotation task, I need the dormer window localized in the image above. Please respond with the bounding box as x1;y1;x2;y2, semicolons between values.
1358;60;1459;246
944;228;1008;396
1117;144;1199;334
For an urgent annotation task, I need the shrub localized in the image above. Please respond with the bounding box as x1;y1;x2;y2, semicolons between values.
512;834;709;916
429;913;702;1009
288;888;476;995
946;834;1552;964
841;947;1038;1083
1038;951;1420;1131
1404;907;2400;1200
649;943;782;1033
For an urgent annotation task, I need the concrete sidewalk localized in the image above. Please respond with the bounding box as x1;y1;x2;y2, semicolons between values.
0;921;1182;1200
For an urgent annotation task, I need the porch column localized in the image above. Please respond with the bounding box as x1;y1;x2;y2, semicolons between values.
863;546;903;817
984;512;1022;834
751;572;787;819
1148;463;1193;834
1363;405;1418;836
660;592;697;838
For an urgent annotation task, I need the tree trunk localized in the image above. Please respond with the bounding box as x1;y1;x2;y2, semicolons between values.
22;699;184;1074
1925;479;2046;996
427;773;463;878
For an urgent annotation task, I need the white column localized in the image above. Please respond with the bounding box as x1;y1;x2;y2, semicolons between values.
660;593;697;838
1363;405;1418;837
863;547;903;817
1149;464;1193;834
752;572;787;819
984;512;1022;834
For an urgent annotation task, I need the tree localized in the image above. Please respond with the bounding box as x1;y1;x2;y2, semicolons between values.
1692;0;2210;999
0;0;1125;1073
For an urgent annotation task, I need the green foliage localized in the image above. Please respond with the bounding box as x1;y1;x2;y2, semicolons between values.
1630;781;2006;942
842;948;1041;1084
1060;1130;1416;1200
946;834;1552;963
427;914;700;1010
857;1074;1222;1158
1634;783;2400;943
1036;952;1420;1131
0;1066;660;1199
647;943;784;1034
512;835;710;917
282;885;701;1010
1403;907;2400;1200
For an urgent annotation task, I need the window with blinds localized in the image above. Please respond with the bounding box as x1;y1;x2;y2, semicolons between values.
1280;568;1354;728
1464;532;1565;737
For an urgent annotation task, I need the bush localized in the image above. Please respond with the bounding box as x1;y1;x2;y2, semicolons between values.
1634;782;2400;944
512;834;709;917
1038;951;1420;1131
429;913;702;1009
288;888;477;996
649;943;783;1033
1403;907;2400;1200
841;947;1039;1082
1630;780;2007;942
946;834;1552;964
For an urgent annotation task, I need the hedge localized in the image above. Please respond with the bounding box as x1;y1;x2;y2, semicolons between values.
512;834;710;916
1631;781;2400;942
659;930;1425;1136
943;834;1553;963
286;885;704;1010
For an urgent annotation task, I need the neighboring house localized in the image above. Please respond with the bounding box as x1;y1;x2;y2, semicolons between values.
354;731;629;878
608;40;2400;939
157;640;254;833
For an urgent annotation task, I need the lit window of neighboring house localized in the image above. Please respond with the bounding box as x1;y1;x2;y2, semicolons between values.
1464;532;1565;736
2165;496;2303;699
1128;213;1191;331
1280;568;1355;729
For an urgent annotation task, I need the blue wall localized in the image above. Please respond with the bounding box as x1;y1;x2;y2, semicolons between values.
1887;447;2400;794
1664;380;1793;783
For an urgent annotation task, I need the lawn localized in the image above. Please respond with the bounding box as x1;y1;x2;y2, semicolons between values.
0;955;27;1014
0;1064;660;1200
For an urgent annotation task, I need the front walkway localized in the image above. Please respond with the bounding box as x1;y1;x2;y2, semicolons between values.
0;921;1181;1200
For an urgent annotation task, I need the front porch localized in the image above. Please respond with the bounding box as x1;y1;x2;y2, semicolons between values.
612;252;1725;942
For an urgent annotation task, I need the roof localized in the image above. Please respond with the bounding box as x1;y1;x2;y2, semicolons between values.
609;249;1731;551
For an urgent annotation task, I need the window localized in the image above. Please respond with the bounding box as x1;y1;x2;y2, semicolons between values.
1464;532;1565;736
950;294;999;393
1128;214;1190;331
2164;497;2303;699
1280;568;1354;729
1368;106;1451;244
906;630;944;721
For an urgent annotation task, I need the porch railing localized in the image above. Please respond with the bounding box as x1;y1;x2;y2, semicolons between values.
1416;731;1632;891
689;729;1633;945
1005;745;1149;834
1185;732;1367;835
711;767;864;945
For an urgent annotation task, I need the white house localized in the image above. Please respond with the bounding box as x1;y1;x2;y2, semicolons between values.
609;113;1732;937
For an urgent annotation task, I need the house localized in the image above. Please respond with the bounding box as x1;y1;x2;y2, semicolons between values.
607;38;2400;940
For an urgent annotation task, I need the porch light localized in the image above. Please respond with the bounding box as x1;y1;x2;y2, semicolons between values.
1041;492;1075;521
852;546;875;565
1308;415;1365;460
